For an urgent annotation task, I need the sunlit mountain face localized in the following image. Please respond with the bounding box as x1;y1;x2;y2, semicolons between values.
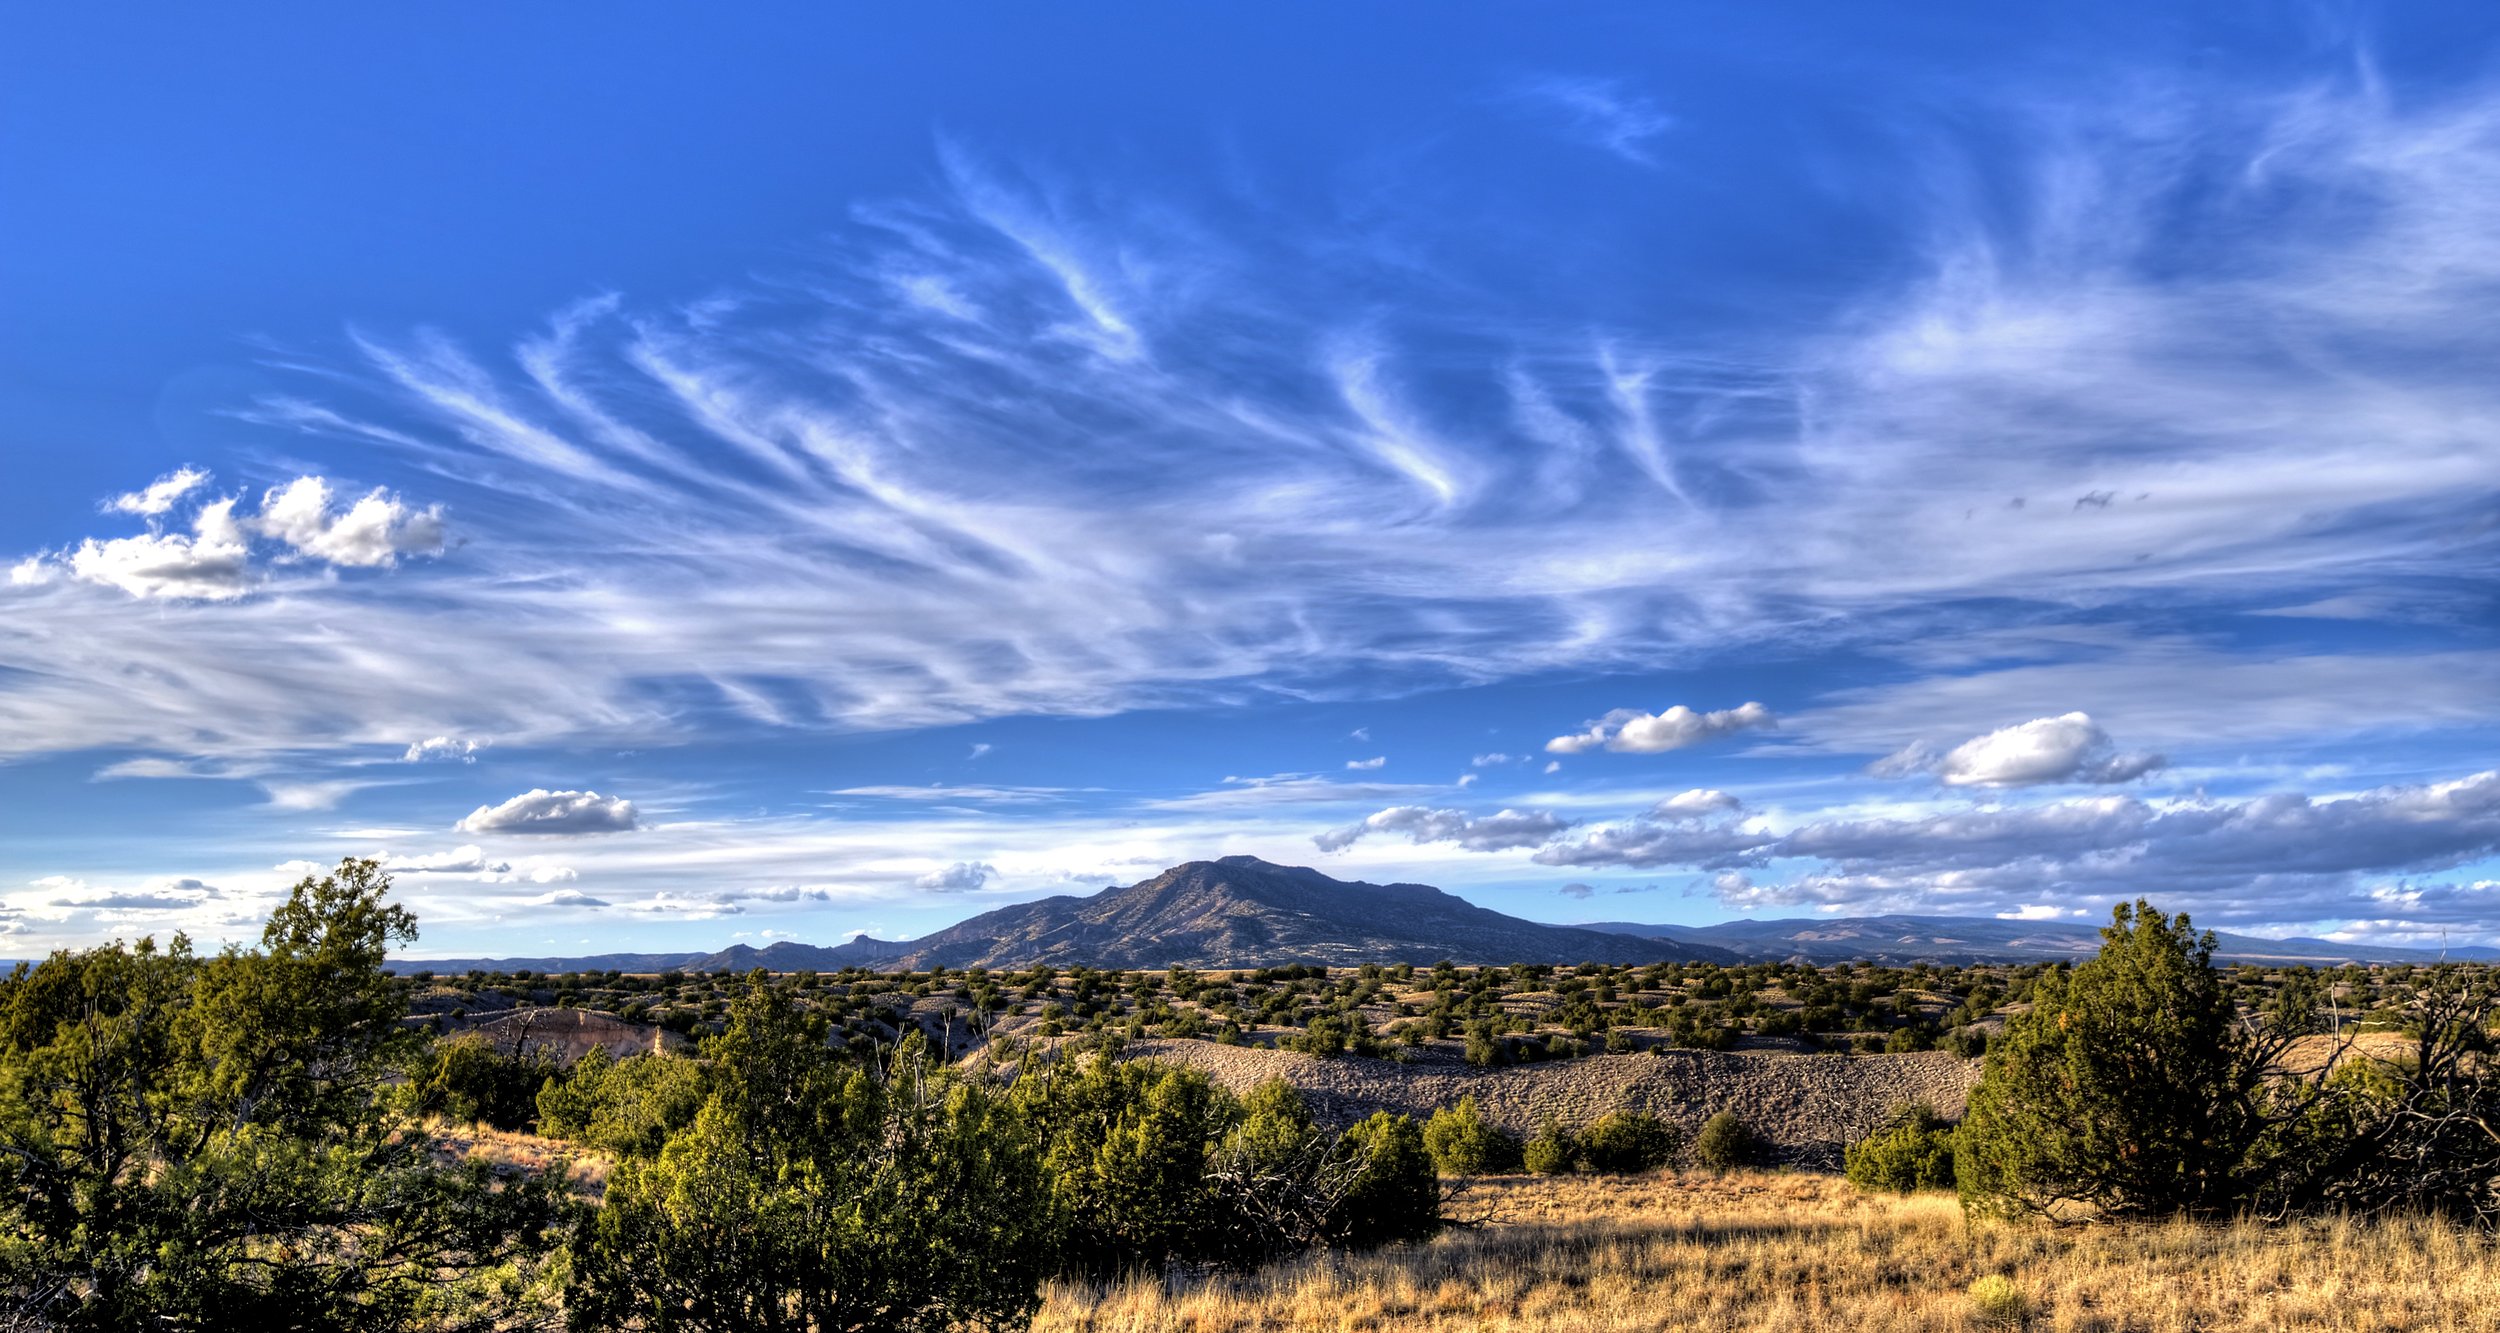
4;4;2497;960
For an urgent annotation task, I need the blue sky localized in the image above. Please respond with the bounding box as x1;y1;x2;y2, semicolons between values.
6;3;2499;959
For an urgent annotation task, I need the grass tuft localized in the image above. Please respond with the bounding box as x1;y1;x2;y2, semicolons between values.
1034;1171;2499;1332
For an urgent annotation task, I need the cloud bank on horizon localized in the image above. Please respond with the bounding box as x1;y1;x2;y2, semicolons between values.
1;6;2495;957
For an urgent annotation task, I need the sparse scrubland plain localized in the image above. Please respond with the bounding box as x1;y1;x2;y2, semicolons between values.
1036;1172;2500;1332
9;861;2499;1330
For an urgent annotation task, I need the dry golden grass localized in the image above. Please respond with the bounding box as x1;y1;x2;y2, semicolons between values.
426;1120;615;1197
1033;1171;2498;1332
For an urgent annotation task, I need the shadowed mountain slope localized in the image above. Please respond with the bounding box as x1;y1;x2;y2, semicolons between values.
880;856;1733;969
385;861;2494;975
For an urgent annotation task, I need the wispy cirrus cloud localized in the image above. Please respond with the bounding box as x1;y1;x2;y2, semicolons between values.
1512;75;1675;165
0;64;2491;806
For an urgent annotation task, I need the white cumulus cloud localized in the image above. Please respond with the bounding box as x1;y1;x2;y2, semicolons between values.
255;476;445;567
1314;804;1574;854
106;467;211;516
456;789;641;835
66;498;256;601
1530;768;2500;930
403;736;483;763
525;887;609;908
1546;702;1774;755
914;861;997;891
1880;712;2166;787
26;473;446;603
382;845;512;874
1653;788;1743;819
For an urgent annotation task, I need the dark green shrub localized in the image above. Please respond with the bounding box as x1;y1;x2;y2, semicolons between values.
1281;1011;1383;1057
1956;900;2313;1219
536;1046;705;1158
574;989;1046;1333
532;1043;612;1137
1677;1022;1738;1052
0;859;570;1329
1523;1118;1578;1175
1463;1019;1505;1068
408;1031;559;1130
1577;1110;1679;1174
1330;1112;1441;1247
1012;1055;1239;1277
1422;1095;1522;1175
1199;1081;1442;1264
1205;1078;1330;1266
1845;1103;1956;1193
1693;1111;1758;1169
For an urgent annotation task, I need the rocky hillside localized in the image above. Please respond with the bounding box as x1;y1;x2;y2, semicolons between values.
1056;1040;1977;1168
885;856;1733;970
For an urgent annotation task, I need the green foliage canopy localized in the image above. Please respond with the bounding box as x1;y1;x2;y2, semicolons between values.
1577;1110;1679;1175
0;858;570;1332
1845;1103;1956;1194
1422;1095;1521;1175
1693;1111;1758;1170
571;983;1046;1333
1955;901;2314;1219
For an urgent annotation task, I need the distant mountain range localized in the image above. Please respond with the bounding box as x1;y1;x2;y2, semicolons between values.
384;856;2499;975
389;856;1729;974
1571;915;2500;966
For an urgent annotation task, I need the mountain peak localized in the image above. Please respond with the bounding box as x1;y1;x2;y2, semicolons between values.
871;857;1724;970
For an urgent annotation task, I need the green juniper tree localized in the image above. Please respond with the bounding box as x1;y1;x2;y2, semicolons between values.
571;981;1046;1333
1009;1055;1237;1278
0;858;571;1332
1693;1111;1758;1170
1955;900;2319;1219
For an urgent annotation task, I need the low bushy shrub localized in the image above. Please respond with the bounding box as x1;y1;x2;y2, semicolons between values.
1523;1118;1578;1175
406;1031;558;1130
535;1045;705;1157
1577;1110;1679;1175
1331;1112;1441;1247
1423;1095;1522;1175
1844;1102;1957;1193
1693;1111;1759;1170
1968;1275;2029;1325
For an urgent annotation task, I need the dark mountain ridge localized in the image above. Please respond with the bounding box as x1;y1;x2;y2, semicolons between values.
875;856;1726;969
383;858;2495;974
382;938;907;977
